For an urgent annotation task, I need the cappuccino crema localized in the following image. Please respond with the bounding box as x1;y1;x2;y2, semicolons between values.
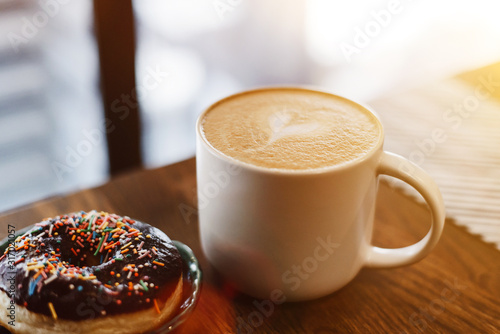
200;88;382;170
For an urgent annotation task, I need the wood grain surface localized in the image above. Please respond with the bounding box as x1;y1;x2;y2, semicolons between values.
1;158;499;333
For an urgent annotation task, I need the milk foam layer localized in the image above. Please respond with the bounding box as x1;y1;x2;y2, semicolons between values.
201;88;381;170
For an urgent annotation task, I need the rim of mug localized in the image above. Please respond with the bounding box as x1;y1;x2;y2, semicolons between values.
196;86;385;175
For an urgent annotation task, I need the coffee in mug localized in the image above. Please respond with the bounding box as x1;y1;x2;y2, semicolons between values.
196;87;445;301
201;88;380;170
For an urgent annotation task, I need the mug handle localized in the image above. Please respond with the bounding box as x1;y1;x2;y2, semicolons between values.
365;152;446;268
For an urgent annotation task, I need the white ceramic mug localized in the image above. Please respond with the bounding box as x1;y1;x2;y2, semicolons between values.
196;88;445;301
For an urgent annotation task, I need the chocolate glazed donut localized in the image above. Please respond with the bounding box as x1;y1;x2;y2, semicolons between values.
0;211;183;334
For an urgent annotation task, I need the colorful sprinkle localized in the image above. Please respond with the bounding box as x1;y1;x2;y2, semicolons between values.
153;299;161;314
44;275;57;285
139;280;149;292
94;234;105;256
48;302;58;320
121;242;132;250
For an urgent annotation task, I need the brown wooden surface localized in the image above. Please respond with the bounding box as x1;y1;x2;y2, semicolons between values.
1;158;499;333
93;0;142;175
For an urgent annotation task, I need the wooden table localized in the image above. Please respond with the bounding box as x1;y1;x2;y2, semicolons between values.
1;158;499;333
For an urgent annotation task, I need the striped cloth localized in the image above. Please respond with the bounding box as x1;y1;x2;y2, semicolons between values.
370;63;500;251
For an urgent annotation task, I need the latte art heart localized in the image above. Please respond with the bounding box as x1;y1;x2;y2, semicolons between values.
267;108;323;144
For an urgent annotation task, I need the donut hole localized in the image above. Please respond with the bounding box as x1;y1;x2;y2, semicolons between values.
63;248;111;268
83;251;103;267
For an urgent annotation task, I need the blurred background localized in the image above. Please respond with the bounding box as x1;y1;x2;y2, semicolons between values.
1;0;500;215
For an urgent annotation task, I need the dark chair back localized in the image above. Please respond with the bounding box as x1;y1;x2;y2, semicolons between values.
93;0;142;175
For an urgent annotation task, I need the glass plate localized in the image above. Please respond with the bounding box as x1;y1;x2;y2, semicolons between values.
148;240;202;333
0;227;202;334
